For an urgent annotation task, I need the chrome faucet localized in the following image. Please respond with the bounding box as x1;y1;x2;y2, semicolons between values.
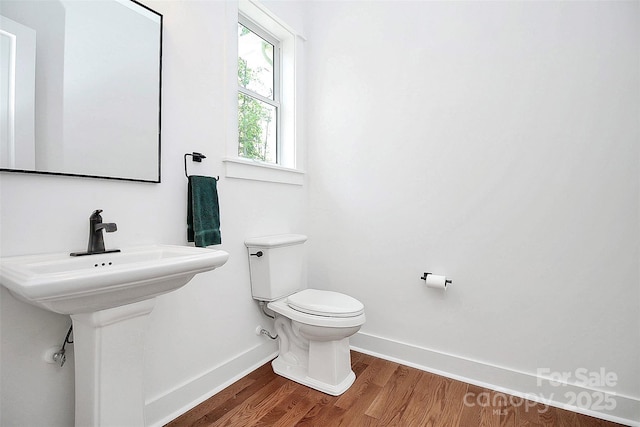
70;209;120;257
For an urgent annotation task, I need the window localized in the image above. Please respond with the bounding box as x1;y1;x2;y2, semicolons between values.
225;1;303;185
238;16;280;164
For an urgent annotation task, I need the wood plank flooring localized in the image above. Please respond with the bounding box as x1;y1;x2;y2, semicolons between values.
166;351;625;427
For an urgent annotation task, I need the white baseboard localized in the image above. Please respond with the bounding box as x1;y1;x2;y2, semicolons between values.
145;342;278;427
350;332;639;427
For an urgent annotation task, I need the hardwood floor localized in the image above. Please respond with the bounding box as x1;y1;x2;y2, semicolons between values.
166;351;625;427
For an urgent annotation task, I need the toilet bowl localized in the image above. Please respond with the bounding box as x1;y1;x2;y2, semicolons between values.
245;234;366;396
267;289;365;395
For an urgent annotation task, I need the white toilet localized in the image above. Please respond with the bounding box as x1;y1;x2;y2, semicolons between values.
245;234;365;395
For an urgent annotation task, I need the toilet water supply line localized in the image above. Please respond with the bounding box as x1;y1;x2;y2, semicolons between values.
258;301;278;339
259;328;278;340
256;301;307;349
259;301;275;319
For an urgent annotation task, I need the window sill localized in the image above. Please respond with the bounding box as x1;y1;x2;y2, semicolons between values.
223;157;305;185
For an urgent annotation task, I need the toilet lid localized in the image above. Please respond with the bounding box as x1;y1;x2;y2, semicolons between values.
287;289;364;318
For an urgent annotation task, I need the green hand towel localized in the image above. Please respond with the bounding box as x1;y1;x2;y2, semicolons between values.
187;175;222;247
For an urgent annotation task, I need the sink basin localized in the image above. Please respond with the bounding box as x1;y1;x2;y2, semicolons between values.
0;244;229;314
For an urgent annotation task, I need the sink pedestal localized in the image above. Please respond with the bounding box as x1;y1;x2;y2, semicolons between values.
71;298;156;426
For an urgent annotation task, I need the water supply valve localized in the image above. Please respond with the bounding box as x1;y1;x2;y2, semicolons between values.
53;349;67;367
44;324;73;368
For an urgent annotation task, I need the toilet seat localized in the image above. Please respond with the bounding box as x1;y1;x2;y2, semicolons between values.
287;289;364;318
267;291;366;328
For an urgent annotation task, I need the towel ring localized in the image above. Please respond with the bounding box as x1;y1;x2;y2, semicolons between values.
184;152;219;180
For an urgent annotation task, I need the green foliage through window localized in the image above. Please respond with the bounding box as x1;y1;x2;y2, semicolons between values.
238;22;277;163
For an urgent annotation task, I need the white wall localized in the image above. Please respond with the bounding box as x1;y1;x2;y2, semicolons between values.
305;0;639;423
0;1;306;426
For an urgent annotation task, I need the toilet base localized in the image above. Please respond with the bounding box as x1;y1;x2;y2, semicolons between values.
272;356;356;396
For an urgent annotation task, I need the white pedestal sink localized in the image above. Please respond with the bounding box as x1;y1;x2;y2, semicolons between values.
0;245;229;426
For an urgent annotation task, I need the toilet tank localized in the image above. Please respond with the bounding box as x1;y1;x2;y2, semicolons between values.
245;234;308;301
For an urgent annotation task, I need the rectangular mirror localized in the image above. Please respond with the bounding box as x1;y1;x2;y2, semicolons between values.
0;0;162;183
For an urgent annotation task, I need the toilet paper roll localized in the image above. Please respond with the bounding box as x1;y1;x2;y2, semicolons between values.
425;274;449;290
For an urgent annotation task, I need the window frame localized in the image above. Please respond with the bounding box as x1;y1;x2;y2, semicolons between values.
224;0;304;186
237;14;282;165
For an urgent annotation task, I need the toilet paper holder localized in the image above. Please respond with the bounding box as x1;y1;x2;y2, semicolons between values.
420;272;452;285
